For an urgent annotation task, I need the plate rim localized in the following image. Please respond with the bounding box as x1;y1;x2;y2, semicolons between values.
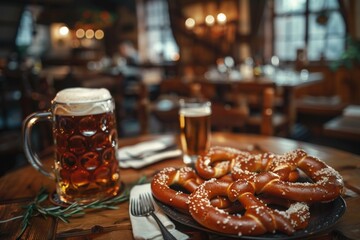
154;195;347;239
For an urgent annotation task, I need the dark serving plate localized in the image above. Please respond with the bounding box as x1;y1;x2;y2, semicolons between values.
154;196;346;239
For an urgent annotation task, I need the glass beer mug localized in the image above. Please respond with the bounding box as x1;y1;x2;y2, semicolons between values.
23;88;121;204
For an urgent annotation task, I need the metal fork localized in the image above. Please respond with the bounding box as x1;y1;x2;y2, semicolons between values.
130;193;177;240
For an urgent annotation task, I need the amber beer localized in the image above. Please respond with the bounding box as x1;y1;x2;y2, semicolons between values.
23;88;121;204
179;99;211;165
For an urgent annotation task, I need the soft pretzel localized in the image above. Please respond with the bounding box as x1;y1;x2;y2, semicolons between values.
196;147;344;202
196;146;300;182
151;167;233;211
237;154;344;202
195;146;242;179
151;167;203;211
230;148;344;202
188;179;310;236
151;147;344;236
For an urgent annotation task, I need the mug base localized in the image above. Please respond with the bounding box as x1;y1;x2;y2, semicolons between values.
49;181;125;206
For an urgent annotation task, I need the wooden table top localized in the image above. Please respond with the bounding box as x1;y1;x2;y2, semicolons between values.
196;71;323;89
0;132;359;240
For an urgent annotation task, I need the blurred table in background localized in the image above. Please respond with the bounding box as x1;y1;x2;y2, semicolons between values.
196;70;324;135
323;105;360;142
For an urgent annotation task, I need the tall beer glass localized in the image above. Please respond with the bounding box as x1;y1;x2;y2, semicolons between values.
179;98;211;166
23;88;121;204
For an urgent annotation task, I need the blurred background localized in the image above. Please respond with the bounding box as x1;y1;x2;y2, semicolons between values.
0;0;359;175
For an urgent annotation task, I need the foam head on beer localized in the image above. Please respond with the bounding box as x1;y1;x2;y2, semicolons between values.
179;106;211;117
53;88;113;115
179;100;211;117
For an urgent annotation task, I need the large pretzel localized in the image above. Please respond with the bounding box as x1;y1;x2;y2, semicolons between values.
151;148;307;211
151;167;202;211
188;179;310;236
196;146;301;182
151;167;232;211
196;146;344;202
151;147;343;236
235;154;344;202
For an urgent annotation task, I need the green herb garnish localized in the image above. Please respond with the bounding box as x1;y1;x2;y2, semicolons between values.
0;176;147;239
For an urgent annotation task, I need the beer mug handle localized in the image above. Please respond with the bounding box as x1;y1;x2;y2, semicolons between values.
23;111;55;180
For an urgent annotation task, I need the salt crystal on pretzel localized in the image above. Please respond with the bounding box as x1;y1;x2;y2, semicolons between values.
188;179;310;235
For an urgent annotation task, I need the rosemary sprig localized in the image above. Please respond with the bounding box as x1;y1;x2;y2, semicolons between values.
0;175;148;239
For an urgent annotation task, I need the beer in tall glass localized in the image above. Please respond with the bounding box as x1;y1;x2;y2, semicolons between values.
179;98;211;166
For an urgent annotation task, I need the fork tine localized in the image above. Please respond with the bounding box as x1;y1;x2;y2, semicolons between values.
139;194;144;214
141;193;148;213
130;198;136;216
132;197;141;216
137;197;142;215
140;194;149;214
145;193;155;211
139;193;177;240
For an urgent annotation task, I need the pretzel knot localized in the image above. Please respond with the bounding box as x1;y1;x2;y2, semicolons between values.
151;167;232;211
188;179;310;236
196;146;302;181
196;146;344;203
151;167;203;211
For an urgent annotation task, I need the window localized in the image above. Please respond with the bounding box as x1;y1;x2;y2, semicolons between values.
274;0;346;62
140;0;179;63
16;8;34;49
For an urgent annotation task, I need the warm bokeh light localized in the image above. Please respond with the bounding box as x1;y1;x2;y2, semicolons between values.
59;25;69;36
185;18;195;29
171;52;180;61
205;15;215;26
217;13;227;24
76;28;85;38
271;55;280;66
224;56;235;68
85;29;95;39
94;29;104;39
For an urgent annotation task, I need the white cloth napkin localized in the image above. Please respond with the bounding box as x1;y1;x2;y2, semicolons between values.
344;105;360;118
129;184;189;240
117;137;182;169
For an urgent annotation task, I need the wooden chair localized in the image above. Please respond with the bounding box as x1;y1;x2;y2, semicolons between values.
232;82;289;136
197;81;287;136
158;77;197;96
136;81;150;135
194;81;246;132
210;103;249;132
